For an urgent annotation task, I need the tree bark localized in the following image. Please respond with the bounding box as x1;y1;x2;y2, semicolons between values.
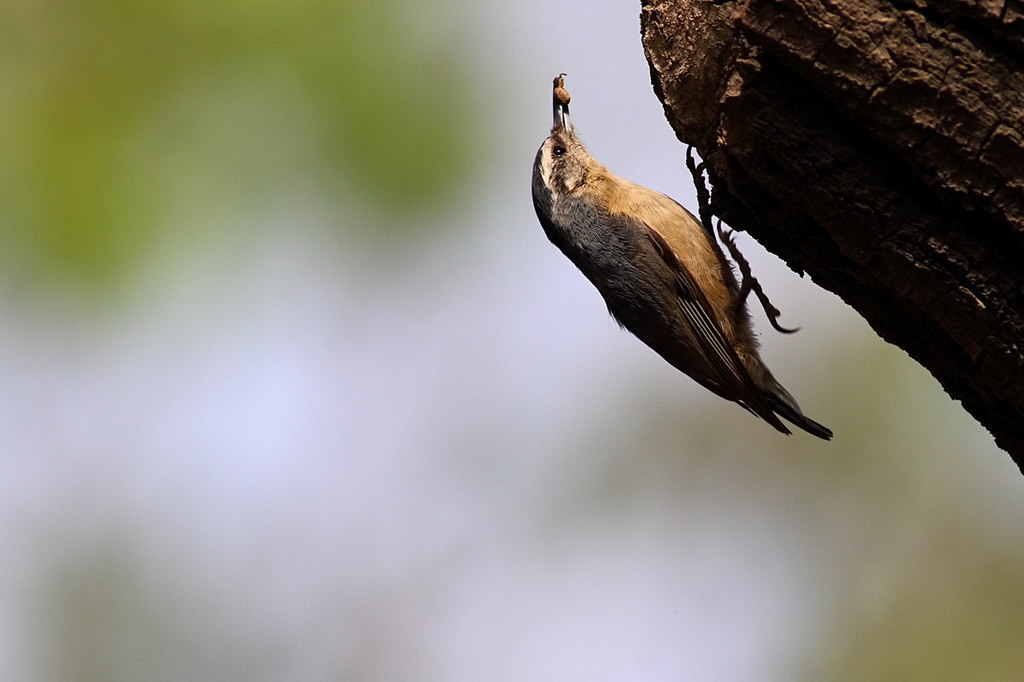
641;0;1024;468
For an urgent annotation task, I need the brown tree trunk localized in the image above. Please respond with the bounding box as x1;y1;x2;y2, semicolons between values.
641;0;1024;468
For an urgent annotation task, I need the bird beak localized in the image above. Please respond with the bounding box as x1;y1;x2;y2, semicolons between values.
551;96;566;131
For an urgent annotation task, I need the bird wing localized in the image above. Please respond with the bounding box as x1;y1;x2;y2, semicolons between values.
643;225;791;434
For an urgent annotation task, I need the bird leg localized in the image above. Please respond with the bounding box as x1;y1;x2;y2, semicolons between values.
685;146;716;241
716;221;800;334
686;145;798;334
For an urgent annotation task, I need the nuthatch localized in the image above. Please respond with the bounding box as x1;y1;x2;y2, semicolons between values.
531;76;832;439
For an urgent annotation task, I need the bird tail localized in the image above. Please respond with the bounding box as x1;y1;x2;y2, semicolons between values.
765;391;833;440
744;356;833;440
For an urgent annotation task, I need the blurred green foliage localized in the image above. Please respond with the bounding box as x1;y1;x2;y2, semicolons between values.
0;0;477;291
808;540;1024;680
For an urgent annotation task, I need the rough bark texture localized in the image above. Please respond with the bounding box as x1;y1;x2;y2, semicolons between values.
641;0;1024;467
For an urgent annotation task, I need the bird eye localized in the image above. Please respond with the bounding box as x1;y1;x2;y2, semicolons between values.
553;145;566;157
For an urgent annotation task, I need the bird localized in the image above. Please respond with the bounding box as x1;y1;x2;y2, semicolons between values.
531;75;832;439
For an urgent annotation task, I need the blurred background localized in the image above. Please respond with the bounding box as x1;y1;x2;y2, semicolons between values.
1;0;1022;680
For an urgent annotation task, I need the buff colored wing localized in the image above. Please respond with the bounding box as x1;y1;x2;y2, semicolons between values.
643;226;791;434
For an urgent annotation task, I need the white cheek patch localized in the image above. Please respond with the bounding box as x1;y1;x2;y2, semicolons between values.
539;141;553;187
